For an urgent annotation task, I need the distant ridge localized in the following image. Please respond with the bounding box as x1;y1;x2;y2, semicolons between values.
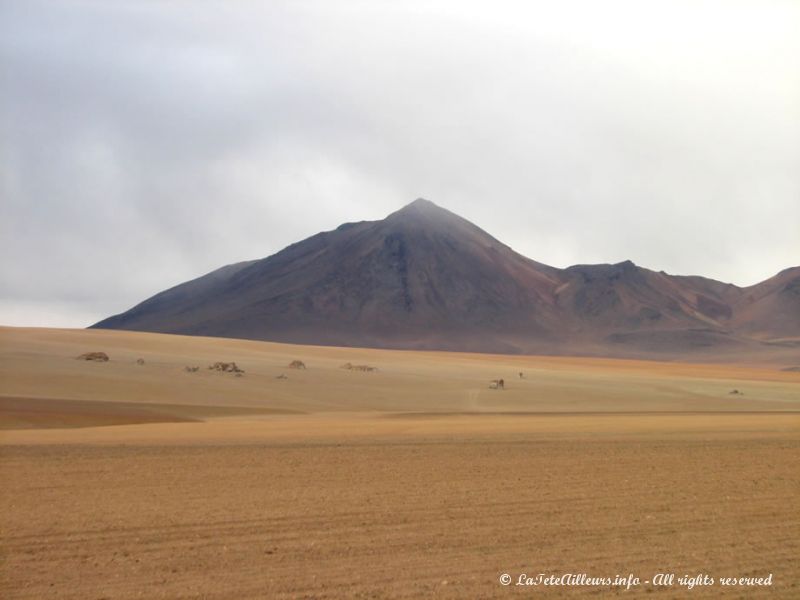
92;199;800;359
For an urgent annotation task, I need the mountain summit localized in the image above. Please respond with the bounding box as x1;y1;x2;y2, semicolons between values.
92;199;799;358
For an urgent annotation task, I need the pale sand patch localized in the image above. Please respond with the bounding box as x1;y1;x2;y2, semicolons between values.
1;327;798;419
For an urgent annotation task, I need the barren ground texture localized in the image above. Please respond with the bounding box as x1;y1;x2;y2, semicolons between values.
1;326;798;598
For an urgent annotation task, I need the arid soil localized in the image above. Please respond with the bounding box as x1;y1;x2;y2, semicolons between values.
1;327;798;598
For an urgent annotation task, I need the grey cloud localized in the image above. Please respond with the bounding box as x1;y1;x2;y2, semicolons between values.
2;0;798;326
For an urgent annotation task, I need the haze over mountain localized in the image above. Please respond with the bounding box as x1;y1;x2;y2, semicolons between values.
93;199;799;359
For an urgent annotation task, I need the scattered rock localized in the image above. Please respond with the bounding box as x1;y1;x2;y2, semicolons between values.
288;360;306;369
136;358;145;365
340;362;378;372
276;373;288;380
77;352;109;362
208;361;244;374
185;366;200;373
489;379;505;390
729;389;743;395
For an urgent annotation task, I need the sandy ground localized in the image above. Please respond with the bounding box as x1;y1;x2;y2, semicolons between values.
1;327;798;598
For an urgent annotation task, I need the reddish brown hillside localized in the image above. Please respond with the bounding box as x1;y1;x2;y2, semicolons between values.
92;199;798;358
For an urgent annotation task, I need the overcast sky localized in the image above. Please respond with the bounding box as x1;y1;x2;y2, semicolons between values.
2;0;798;327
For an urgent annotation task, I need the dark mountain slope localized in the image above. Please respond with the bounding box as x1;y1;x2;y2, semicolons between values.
95;200;562;352
92;199;798;358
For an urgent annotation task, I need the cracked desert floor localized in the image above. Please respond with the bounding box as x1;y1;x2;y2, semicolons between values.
1;326;798;598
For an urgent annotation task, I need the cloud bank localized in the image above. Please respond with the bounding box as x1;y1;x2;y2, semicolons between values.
2;0;798;326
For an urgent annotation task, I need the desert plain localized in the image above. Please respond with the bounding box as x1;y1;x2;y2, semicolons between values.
0;326;798;598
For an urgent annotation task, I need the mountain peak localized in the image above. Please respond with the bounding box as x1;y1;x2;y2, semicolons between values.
386;198;464;227
392;197;444;216
408;197;437;209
